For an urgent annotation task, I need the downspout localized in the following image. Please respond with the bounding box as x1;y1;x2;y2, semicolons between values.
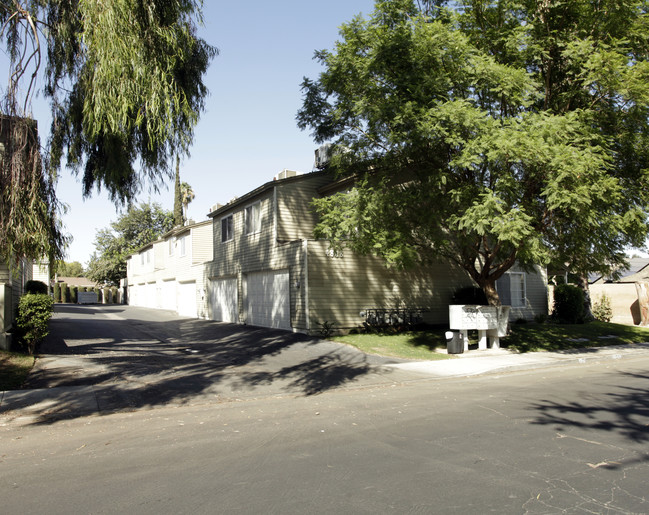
304;239;310;333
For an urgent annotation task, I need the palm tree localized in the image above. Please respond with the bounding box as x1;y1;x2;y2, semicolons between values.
180;182;195;223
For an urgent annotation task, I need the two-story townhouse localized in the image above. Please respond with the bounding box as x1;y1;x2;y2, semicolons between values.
205;170;547;333
127;220;213;318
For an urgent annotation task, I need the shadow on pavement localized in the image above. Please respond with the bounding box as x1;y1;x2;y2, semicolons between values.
8;305;388;424
530;371;649;444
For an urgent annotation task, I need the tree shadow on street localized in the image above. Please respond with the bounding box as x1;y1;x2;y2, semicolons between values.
529;371;649;444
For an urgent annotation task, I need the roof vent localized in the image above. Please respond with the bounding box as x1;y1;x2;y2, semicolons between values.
274;169;299;181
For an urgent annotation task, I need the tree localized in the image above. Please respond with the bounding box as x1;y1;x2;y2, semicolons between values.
174;156;184;226
0;1;216;265
0;115;68;266
86;202;174;285
180;181;195;222
297;0;649;306
56;261;84;277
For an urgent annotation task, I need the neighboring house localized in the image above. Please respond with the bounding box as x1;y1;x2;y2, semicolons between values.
53;276;97;289
589;257;649;325
32;259;50;287
1;258;32;350
203;170;547;333
127;220;213;318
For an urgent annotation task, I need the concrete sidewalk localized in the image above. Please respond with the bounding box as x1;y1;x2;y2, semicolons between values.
3;341;649;425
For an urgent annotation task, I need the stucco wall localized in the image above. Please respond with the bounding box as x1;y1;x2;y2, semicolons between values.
590;283;641;326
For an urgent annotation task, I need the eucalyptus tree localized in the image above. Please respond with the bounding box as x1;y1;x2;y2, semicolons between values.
0;0;216;265
297;0;649;305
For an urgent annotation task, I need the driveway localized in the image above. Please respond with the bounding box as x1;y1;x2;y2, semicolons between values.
14;304;416;419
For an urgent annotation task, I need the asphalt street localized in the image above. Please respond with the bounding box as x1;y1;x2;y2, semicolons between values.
1;305;648;513
2;356;649;514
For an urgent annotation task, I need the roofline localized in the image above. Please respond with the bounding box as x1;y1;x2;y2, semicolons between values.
207;170;329;219
127;219;212;257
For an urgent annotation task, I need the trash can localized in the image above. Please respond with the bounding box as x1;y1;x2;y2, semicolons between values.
445;331;464;354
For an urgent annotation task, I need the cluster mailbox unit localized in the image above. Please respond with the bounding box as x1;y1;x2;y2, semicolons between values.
448;305;511;352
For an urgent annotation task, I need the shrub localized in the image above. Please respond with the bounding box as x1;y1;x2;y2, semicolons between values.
96;287;103;303
60;282;69;303
103;287;110;304
70;286;78;304
451;286;488;305
592;293;613;323
111;286;118;304
553;284;585;323
16;294;54;354
25;280;48;295
53;282;61;302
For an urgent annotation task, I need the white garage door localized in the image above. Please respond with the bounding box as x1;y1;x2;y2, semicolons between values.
245;270;290;330
160;280;177;312
177;281;197;318
146;282;156;309
210;278;238;323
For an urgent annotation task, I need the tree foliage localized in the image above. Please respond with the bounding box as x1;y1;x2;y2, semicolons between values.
297;0;649;305
85;202;174;285
0;115;67;266
180;181;195;222
0;1;215;265
16;293;54;355
55;260;84;277
174;155;183;226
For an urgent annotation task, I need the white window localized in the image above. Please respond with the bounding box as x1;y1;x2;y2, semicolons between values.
168;238;174;256
245;202;261;235
221;215;233;242
146;249;152;264
510;272;526;308
179;234;188;257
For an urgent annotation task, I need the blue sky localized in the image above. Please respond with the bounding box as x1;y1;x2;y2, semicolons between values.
7;0;376;265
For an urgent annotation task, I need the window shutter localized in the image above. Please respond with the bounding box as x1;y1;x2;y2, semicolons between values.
497;275;512;306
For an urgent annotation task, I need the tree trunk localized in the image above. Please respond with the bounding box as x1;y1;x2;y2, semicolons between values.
480;280;501;306
576;274;594;321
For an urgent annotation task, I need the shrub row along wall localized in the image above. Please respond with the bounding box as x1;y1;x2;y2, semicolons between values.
53;284;121;304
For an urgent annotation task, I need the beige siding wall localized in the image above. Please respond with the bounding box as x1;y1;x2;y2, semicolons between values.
306;240;474;331
206;190;308;330
32;261;49;284
276;173;331;242
191;222;213;265
126;221;212;318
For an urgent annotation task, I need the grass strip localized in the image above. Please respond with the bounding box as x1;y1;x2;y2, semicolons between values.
0;350;35;391
334;321;649;360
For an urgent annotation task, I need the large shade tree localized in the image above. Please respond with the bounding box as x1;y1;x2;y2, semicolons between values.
0;0;216;265
297;0;649;306
85;202;174;285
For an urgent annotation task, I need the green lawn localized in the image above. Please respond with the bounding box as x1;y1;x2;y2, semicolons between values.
334;330;452;360
0;350;35;391
334;321;649;360
504;321;649;353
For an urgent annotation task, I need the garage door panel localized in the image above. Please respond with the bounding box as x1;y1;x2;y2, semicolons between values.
210;278;238;323
178;281;197;318
161;280;176;311
246;270;290;330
